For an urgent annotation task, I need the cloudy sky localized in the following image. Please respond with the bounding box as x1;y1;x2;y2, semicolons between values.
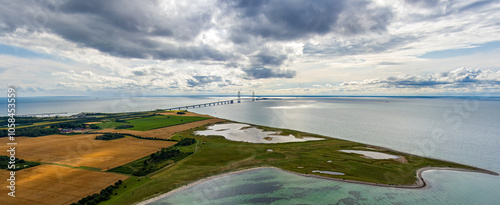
1;0;500;96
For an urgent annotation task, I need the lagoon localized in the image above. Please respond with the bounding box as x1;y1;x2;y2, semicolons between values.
339;150;400;160
194;123;324;143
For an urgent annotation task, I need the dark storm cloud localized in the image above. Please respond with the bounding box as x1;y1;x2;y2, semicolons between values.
335;1;393;35
243;67;296;79
187;75;223;87
223;0;346;42
222;0;393;42
251;54;287;67
0;0;227;61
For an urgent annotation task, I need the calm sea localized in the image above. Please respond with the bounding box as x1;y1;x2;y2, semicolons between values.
2;96;499;204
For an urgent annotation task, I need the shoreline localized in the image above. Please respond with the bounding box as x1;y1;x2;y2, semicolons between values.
136;166;498;204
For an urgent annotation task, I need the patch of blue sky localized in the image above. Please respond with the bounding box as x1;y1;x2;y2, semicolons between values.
419;41;500;59
0;43;71;63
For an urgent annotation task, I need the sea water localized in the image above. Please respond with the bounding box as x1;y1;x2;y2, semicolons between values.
2;96;499;204
150;97;500;205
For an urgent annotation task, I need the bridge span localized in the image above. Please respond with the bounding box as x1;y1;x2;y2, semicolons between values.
164;99;235;111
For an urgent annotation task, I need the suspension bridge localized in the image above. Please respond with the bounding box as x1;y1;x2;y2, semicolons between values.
163;92;256;111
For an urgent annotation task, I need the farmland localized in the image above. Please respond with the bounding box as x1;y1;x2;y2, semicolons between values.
0;134;176;170
97;118;224;139
3;111;497;205
0;111;222;205
0;165;127;205
126;115;210;131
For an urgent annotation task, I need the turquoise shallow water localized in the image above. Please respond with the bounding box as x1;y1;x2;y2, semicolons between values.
148;168;500;205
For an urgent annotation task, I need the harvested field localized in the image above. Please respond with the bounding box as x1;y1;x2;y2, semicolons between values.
0;165;128;205
98;118;225;139
0;134;176;170
84;122;103;125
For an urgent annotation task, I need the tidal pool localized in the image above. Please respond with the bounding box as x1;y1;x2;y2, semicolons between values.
339;150;399;159
194;123;324;143
312;170;345;175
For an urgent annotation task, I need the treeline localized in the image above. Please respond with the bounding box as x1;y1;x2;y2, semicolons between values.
114;118;127;123
91;132;177;142
177;137;196;146
95;133;125;141
0;155;41;171
131;147;189;176
115;124;134;129
0;116;69;128
148;148;181;164
50;121;86;129
0;117;41;127
0;127;59;138
72;180;122;205
109;138;196;176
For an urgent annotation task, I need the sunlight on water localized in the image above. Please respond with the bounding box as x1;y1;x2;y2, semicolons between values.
4;96;499;204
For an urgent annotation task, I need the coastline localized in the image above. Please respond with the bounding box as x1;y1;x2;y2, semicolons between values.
136;166;499;204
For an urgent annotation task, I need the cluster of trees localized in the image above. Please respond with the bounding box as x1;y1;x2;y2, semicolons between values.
50;121;87;129
91;132;176;141
95;133;126;141
88;124;100;129
0;155;40;170
0;126;59;138
114;118;127;123
148;148;181;164
133;139;196;176
115;124;134;129
177;138;196;146
72;180;122;205
0;116;55;127
109;138;196;176
132;147;182;176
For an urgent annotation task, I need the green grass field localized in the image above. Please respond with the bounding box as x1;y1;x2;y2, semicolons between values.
97;122;129;129
103;122;490;205
125;115;209;131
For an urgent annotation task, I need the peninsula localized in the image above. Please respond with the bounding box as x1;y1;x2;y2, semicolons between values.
0;111;497;205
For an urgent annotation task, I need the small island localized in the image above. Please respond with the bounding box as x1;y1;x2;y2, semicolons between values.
0;111;497;205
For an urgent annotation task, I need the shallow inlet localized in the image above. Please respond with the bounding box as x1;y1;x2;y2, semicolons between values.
339;150;399;159
194;123;324;143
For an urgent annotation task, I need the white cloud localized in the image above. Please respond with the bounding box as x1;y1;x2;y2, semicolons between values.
338;68;500;94
0;0;499;96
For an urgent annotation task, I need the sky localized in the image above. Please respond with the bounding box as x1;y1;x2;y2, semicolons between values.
1;0;500;97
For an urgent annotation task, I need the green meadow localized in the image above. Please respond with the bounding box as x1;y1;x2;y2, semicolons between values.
102;121;493;205
126;115;209;131
96;115;209;131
